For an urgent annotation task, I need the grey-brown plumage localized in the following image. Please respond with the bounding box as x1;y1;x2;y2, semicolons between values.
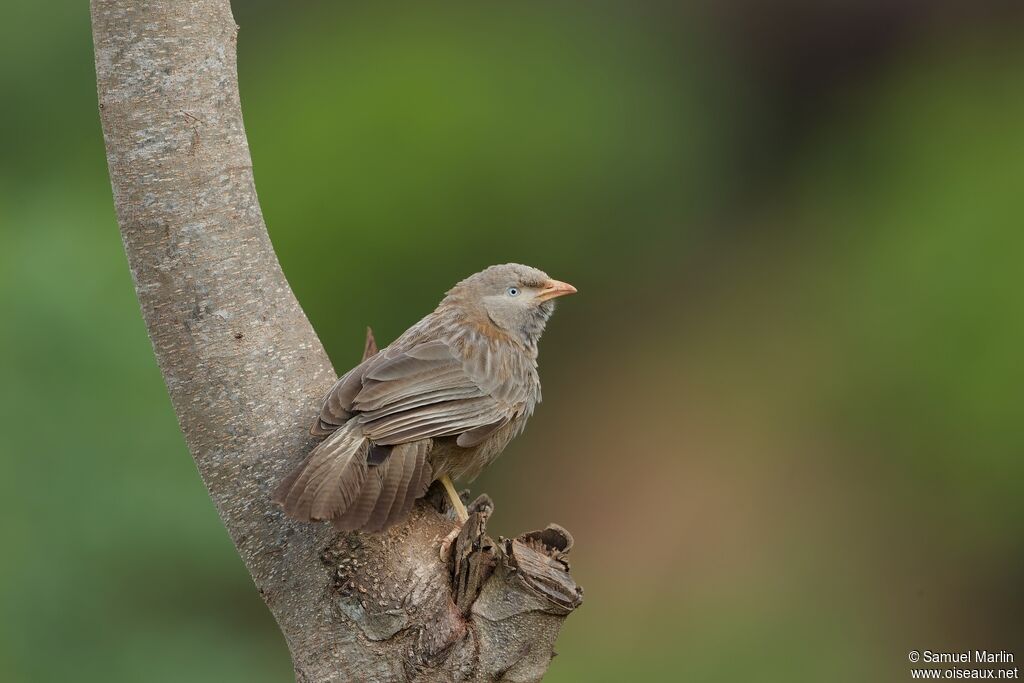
273;263;576;532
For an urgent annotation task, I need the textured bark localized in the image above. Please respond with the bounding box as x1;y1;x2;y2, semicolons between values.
90;1;581;681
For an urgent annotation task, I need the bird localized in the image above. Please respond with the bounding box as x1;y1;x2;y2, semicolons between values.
273;263;577;533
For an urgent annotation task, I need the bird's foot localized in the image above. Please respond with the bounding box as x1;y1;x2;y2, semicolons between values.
439;526;461;562
439;494;494;563
439;473;469;523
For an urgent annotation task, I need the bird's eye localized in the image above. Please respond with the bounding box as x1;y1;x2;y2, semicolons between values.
506;286;520;297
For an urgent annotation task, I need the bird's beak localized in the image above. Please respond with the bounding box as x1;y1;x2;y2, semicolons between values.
536;278;578;302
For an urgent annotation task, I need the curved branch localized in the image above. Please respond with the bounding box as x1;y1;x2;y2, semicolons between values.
90;2;581;681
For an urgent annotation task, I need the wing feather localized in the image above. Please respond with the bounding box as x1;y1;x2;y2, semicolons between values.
348;339;524;446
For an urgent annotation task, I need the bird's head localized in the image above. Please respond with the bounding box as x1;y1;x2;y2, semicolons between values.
444;263;577;347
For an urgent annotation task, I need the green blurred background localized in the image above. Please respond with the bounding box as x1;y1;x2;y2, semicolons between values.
2;1;1022;681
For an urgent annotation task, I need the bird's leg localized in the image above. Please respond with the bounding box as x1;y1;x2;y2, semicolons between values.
439;474;469;523
438;475;469;561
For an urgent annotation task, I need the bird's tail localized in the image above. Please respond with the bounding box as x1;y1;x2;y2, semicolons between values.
273;423;433;532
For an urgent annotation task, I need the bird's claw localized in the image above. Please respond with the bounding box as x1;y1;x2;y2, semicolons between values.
439;526;461;562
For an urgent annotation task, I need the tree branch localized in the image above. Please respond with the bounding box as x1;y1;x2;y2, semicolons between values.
90;1;581;681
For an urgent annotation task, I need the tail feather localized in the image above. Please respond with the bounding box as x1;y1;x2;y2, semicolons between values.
382;442;432;530
275;423;435;532
284;428;362;512
378;445;419;530
364;454;404;531
396;441;433;523
332;440;434;532
333;467;383;530
273;425;369;521
289;445;358;519
309;439;369;521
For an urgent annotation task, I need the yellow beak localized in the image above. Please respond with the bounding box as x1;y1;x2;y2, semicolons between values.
536;278;578;302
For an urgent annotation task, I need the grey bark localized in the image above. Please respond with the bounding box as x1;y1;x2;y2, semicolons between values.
89;1;582;681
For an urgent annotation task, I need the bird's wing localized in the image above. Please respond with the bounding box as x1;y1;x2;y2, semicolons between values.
311;332;421;435
311;363;367;435
345;338;525;446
